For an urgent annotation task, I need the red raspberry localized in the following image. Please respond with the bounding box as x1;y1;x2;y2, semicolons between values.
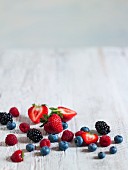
40;139;51;148
9;107;20;117
61;130;74;142
100;135;111;147
5;134;18;146
75;131;85;137
19;123;30;133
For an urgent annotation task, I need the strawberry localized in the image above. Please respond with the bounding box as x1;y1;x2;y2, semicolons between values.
50;106;77;122
28;104;48;124
11;150;24;162
40;114;63;134
81;132;98;145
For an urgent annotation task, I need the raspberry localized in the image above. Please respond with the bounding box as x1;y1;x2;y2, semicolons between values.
61;130;74;142
40;139;51;148
75;131;85;137
5;134;18;146
9;107;20;117
19;123;30;133
100;135;111;147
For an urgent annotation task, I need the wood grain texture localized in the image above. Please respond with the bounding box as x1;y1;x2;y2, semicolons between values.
0;48;128;170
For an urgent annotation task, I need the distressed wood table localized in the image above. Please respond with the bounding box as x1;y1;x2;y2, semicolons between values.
0;48;128;170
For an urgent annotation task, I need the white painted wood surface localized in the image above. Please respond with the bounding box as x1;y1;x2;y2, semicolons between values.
0;48;128;170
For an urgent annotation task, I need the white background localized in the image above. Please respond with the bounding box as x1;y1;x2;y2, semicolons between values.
0;0;128;48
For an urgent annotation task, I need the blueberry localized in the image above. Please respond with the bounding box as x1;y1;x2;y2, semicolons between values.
26;143;35;152
80;127;90;132
114;135;123;144
48;134;58;143
6;122;16;130
62;122;68;130
88;143;97;152
98;152;106;159
40;146;50;156
59;141;69;151
109;146;117;154
74;136;83;147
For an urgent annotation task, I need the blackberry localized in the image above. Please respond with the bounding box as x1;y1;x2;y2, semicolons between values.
95;121;110;135
0;112;5;121
27;128;43;143
0;113;13;125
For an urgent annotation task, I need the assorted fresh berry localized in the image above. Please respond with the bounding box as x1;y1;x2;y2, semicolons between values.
80;127;90;132
9;107;20;117
11;150;24;162
5;134;18;146
62;122;68;130
27;128;43;143
7;121;16;130
114;135;123;144
59;141;69;151
26;144;36;152
40;139;51;148
95;121;110;135
81;132;98;145
0;113;13;125
88;143;97;152
41;114;63;134
74;136;83;147
48;134;59;143
61;130;74;142
98;152;106;159
0;104;124;161
109;146;117;154
99;135;111;147
28;104;48;124
19;122;30;133
40;146;50;156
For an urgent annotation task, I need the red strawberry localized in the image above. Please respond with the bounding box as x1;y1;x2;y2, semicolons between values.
11;150;24;162
40;139;51;148
50;106;77;122
19;122;30;133
5;134;18;146
9;107;20;117
41;114;63;134
61;130;74;142
28;104;48;124
81;132;98;145
75;130;85;137
99;135;111;147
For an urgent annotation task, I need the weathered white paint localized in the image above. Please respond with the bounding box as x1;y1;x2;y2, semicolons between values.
0;48;127;170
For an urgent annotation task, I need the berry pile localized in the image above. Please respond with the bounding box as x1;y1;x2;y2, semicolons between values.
0;104;124;162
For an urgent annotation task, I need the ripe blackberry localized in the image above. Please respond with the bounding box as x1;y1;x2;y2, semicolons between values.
27;128;43;143
95;121;110;135
0;113;13;125
0;112;5;121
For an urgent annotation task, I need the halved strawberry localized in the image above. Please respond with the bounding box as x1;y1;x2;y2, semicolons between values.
28;104;48;124
49;106;77;122
81;132;98;145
